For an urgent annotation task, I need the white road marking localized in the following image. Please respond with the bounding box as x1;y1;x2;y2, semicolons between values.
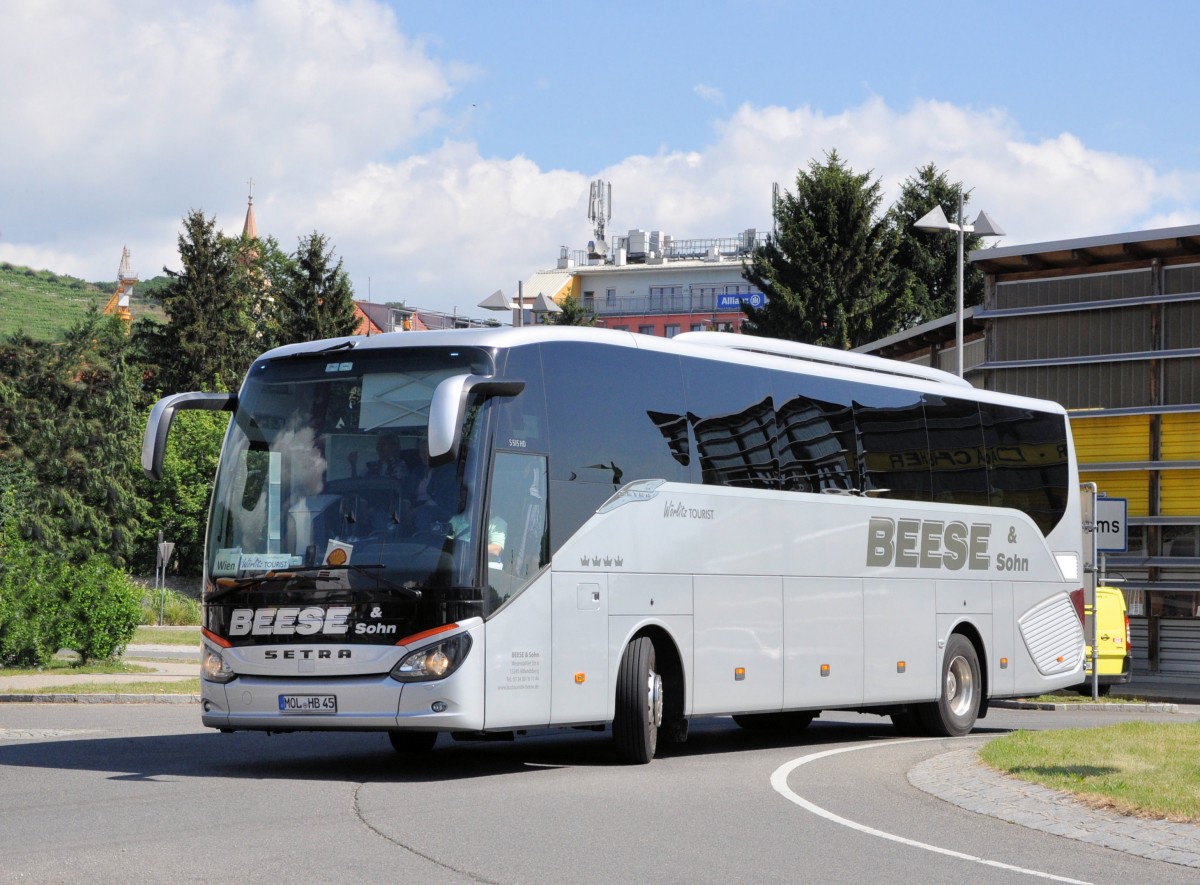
770;741;1093;884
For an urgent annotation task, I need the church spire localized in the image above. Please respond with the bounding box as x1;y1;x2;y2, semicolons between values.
242;178;258;239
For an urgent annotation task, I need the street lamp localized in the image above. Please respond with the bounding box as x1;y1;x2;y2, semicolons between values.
531;291;562;322
914;191;1005;379
480;286;562;326
478;287;521;326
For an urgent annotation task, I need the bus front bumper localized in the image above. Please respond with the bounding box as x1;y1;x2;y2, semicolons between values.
200;672;486;732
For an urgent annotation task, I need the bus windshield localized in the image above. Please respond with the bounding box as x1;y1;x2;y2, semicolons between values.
206;346;494;599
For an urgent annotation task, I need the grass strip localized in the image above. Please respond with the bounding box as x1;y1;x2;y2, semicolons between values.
133;626;200;646
1020;693;1153;705
0;661;157;678
980;721;1200;823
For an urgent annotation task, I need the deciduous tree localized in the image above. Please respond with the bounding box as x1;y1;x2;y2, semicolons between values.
544;294;599;326
132;407;228;576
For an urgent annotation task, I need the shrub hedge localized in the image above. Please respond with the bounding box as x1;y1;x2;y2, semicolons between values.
0;532;141;666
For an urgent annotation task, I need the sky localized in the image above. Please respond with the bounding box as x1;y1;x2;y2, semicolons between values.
3;0;1200;320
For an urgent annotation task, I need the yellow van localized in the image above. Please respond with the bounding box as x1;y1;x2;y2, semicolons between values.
1074;586;1132;696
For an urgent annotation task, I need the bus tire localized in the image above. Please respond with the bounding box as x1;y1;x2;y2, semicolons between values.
388;730;438;754
919;634;981;737
613;637;662;764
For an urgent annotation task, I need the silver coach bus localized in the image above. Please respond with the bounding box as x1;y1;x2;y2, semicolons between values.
143;327;1086;763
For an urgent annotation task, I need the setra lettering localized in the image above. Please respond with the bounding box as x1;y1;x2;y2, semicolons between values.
264;649;353;659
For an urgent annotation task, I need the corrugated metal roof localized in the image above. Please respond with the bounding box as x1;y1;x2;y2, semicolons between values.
971;223;1200;275
520;270;574;302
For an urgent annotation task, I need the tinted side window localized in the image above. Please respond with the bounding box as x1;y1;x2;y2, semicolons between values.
486;452;549;612
541;343;688;551
542;343;688;485
853;387;931;500
773;376;857;493
981;404;1069;535
924;395;988;506
494;345;548;453
683;359;777;489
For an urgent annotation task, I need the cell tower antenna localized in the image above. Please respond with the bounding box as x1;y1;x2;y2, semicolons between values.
588;179;611;258
772;181;780;238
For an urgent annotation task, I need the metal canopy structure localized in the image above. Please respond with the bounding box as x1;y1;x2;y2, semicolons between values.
971;223;1200;275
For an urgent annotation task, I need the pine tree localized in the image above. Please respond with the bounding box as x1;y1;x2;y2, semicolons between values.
887;163;986;329
0;311;144;565
136;209;258;393
741;151;901;349
275;232;358;345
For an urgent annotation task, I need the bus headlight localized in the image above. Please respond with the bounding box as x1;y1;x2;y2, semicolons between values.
390;633;472;683
201;647;235;684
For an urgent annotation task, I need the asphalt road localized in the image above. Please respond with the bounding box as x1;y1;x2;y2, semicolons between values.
0;704;1196;884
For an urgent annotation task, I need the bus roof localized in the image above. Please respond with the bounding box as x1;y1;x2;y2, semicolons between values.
255;326;1066;416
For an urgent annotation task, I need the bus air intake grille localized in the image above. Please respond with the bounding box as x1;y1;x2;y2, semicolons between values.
1017;595;1085;676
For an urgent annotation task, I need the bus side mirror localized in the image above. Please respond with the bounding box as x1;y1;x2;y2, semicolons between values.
142;391;236;480
428;375;525;465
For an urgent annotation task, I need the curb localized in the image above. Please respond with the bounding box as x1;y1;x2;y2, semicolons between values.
0;693;200;705
992;699;1180;713
910;747;1200;869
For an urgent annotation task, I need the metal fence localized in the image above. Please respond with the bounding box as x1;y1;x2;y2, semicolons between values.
1130;617;1200;678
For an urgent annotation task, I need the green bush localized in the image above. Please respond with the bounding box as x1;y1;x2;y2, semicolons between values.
0;536;71;667
1;520;141;665
63;558;141;662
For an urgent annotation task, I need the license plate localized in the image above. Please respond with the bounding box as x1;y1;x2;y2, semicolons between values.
279;694;337;714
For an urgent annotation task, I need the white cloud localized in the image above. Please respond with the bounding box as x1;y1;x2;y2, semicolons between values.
0;0;458;277
294;141;589;301
2;1;1198;317
592;98;1197;256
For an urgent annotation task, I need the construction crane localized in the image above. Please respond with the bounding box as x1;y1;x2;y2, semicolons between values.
103;246;137;327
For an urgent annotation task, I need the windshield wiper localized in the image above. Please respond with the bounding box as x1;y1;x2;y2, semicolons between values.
274;339;357;362
206;563;421;604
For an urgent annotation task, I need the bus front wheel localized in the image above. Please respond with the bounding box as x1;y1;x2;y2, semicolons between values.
919;634;981;737
613;637;662;764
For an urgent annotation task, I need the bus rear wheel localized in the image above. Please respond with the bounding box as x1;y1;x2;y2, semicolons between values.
918;634;981;737
613;637;662;764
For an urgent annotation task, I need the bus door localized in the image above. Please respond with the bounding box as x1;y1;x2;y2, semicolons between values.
482;451;554;729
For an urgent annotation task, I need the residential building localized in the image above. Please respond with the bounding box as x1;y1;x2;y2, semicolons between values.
521;230;768;335
353;301;499;336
